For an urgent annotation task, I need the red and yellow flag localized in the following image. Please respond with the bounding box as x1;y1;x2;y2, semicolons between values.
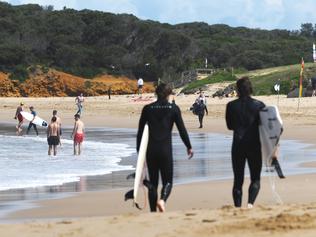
299;57;304;97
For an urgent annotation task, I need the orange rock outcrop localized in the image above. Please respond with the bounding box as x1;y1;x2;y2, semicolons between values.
0;72;20;96
0;68;155;97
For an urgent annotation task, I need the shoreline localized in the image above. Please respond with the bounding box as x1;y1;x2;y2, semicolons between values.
1;95;316;236
0;123;316;221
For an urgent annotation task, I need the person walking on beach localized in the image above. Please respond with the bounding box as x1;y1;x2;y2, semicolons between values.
14;102;24;135
71;114;85;155
225;77;265;208
196;99;208;128
75;93;84;115
26;106;39;136
137;78;144;96
47;116;60;156
52;110;62;137
137;83;193;212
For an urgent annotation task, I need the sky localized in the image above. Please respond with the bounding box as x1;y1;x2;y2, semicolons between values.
5;0;316;30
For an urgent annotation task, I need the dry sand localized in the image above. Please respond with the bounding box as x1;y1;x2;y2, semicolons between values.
1;94;316;236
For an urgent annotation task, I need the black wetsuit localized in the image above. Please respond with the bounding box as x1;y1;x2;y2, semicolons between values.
225;96;265;207
137;99;192;212
196;102;208;128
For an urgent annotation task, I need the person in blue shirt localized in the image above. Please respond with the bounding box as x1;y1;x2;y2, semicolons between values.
26;106;39;136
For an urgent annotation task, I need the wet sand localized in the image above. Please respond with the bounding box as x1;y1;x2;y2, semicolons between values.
1;94;316;236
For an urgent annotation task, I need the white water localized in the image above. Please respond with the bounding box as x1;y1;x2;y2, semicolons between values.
0;135;135;191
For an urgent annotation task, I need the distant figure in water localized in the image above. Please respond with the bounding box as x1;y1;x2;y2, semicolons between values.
26;106;39;136
75;93;84;115
137;83;193;212
71;114;85;155
225;77;265;208
52;110;62;139
14;102;24;135
47;116;60;156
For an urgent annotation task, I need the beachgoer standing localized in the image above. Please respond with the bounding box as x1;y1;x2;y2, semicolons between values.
75;93;84;115
108;87;111;100
137;78;144;96
225;77;265;208
71;114;85;155
26;106;39;136
196;100;208;128
53;110;62;138
47;116;60;156
14;102;24;135
137;83;193;212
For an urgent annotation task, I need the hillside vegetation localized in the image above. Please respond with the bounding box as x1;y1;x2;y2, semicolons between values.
1;2;316;83
181;63;316;95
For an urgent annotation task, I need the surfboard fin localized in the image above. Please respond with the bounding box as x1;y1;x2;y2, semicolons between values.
126;173;136;180
124;189;134;201
134;203;142;210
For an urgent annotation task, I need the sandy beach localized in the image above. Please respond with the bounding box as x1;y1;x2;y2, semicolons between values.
1;94;316;236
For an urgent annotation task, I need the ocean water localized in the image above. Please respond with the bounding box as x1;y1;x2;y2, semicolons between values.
0;133;135;191
0;125;316;193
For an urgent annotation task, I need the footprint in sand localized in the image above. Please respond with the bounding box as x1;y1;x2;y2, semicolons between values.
202;219;217;223
185;213;197;216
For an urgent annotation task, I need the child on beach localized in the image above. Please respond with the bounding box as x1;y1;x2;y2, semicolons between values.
225;77;265;208
136;83;193;212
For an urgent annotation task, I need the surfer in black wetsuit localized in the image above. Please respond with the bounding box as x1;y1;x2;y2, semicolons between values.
225;77;265;208
137;83;194;212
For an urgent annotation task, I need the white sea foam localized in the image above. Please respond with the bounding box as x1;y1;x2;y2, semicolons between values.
0;135;135;191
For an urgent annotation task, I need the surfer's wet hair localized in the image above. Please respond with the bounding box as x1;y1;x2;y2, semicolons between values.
51;116;57;122
74;113;80;119
53;110;57;115
155;83;172;100
237;77;253;97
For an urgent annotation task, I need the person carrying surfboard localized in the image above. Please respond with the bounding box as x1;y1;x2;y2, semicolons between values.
137;83;194;212
225;77;265;208
26;106;39;136
14;102;24;135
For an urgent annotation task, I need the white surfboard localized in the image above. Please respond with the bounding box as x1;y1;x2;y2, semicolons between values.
259;106;283;167
133;124;149;205
124;124;149;209
20;111;48;127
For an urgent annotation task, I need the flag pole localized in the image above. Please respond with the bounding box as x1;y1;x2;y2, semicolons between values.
297;57;304;112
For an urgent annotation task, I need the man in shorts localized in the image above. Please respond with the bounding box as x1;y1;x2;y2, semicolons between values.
53;110;62;138
14;102;24;135
71;114;85;155
47;116;60;156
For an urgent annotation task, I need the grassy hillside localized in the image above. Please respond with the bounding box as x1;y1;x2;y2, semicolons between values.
181;63;316;95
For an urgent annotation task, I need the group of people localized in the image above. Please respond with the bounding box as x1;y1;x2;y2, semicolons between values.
136;78;281;212
14;95;86;156
13;79;280;212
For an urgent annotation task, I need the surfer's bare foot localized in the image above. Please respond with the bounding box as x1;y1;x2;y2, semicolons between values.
157;200;166;212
